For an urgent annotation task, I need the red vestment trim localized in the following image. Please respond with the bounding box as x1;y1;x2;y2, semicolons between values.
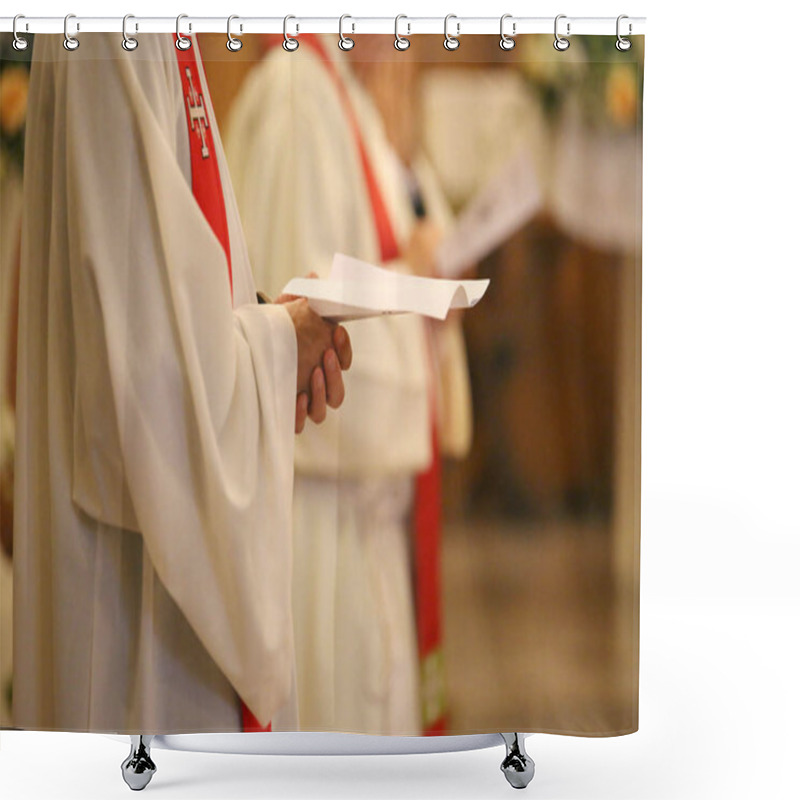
175;35;270;733
175;37;233;299
299;35;400;263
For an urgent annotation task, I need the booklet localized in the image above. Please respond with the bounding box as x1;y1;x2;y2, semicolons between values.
282;253;490;322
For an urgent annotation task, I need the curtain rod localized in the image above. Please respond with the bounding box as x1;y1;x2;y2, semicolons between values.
1;16;646;37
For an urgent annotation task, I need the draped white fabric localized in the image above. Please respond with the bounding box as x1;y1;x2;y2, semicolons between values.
13;33;299;733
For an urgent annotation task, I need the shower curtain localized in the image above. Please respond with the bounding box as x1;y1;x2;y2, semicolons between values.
0;29;643;738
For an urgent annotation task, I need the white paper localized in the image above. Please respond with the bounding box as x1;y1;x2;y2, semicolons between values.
282;254;490;322
438;149;542;279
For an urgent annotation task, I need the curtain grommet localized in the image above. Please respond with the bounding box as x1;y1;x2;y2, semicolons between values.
227;15;243;52
444;14;460;51
499;14;516;51
554;14;570;51
175;14;192;50
63;13;80;51
12;15;29;51
283;15;299;52
616;15;632;51
394;15;411;51
122;14;139;51
339;14;355;51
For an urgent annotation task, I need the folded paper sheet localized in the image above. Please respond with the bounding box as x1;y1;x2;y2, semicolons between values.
282;254;490;321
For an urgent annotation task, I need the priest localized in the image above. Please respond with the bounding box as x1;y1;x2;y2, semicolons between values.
226;34;471;735
12;32;351;734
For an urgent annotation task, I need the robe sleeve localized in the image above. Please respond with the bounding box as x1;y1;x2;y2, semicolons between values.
60;35;297;725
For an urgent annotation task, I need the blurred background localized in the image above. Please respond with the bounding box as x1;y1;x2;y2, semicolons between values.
1;32;642;734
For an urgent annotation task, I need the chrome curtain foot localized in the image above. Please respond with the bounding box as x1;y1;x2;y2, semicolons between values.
121;735;157;791
500;733;535;790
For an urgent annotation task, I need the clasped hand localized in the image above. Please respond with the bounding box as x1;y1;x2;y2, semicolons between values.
277;295;352;433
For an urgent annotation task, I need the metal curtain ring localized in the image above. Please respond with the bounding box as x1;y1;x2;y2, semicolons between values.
122;14;138;51
616;14;632;51
499;14;515;51
444;14;460;51
63;14;80;51
175;14;191;50
339;14;355;51
283;15;299;51
554;14;570;51
394;15;410;51
227;15;243;51
12;15;29;51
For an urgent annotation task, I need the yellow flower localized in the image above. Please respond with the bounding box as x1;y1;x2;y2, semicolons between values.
0;66;30;137
605;64;638;128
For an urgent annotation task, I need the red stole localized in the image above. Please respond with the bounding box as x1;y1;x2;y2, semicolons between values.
290;35;447;735
175;36;270;733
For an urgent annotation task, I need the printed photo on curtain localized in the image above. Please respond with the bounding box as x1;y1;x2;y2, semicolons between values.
0;27;644;749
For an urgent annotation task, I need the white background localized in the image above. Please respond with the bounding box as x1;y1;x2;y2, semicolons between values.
2;1;799;798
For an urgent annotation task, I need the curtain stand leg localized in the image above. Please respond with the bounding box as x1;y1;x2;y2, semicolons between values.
121;735;156;791
500;733;535;789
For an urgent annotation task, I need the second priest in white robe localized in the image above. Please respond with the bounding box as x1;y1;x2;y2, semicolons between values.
226;37;438;735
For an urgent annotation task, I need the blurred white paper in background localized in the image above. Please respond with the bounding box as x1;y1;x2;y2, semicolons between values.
437;149;542;278
282;254;490;322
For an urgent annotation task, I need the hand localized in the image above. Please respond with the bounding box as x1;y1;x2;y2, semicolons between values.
279;298;353;433
402;220;443;278
280;298;335;394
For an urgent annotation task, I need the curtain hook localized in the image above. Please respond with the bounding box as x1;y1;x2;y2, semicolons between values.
12;15;29;51
63;14;80;51
122;14;138;51
444;14;460;51
283;15;299;51
175;14;191;50
499;14;515;51
554;14;570;51
395;15;411;51
339;14;355;51
616;14;632;51
227;15;243;51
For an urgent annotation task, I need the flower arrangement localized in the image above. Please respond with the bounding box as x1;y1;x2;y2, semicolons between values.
0;34;33;181
519;34;643;130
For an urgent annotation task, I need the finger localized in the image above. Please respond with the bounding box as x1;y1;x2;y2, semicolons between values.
295;393;308;434
305;271;319;279
276;292;301;304
333;325;353;371
323;348;345;409
307;366;327;425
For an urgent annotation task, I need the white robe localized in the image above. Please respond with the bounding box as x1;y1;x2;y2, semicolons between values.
226;39;435;735
13;33;298;734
